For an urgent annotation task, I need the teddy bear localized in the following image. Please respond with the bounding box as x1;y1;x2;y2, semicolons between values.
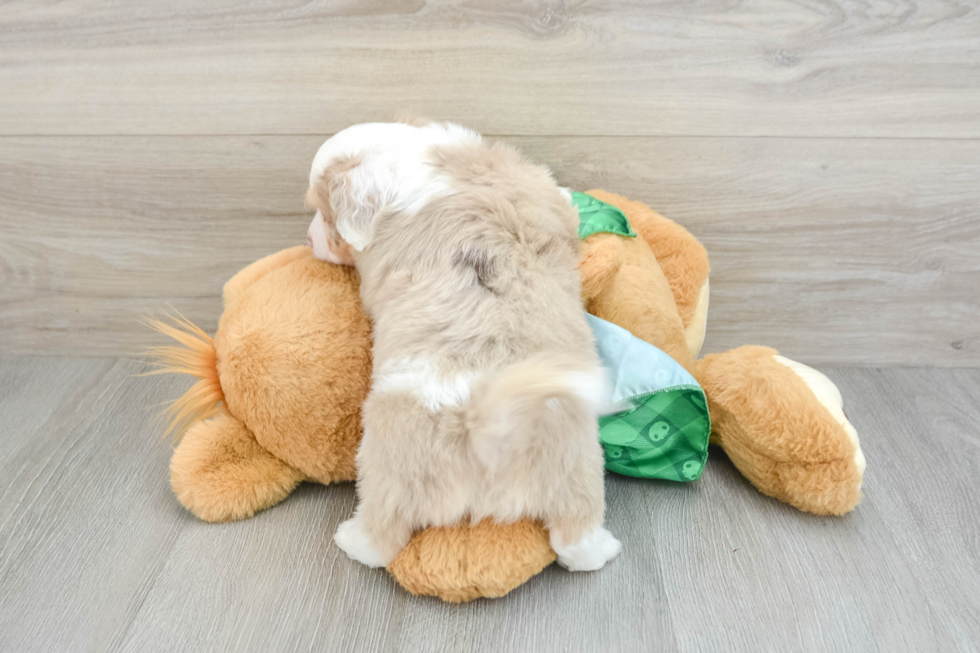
148;190;865;602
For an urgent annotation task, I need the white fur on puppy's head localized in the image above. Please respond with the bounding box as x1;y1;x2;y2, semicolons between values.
304;122;481;259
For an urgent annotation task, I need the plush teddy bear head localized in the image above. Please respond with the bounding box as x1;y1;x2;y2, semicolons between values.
157;247;371;522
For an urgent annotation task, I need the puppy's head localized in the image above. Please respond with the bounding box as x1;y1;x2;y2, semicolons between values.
305;121;481;264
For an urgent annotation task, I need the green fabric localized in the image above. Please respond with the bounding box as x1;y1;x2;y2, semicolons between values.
599;387;710;481
572;191;637;239
586;313;710;482
575;195;710;483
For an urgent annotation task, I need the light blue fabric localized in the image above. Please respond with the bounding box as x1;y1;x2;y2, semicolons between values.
586;313;710;481
587;314;699;410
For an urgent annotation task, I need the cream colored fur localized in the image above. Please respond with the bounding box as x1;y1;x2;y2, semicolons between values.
307;122;620;570
686;278;709;359
774;355;867;483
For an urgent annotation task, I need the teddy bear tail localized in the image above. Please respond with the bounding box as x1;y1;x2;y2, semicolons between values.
142;313;225;440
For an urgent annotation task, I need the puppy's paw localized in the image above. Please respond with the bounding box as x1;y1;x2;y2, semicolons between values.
550;526;622;572
334;518;391;568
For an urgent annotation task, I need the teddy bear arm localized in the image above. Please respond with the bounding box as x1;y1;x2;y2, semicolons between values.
170;412;304;523
694;346;865;515
585;190;710;358
632;219;708;359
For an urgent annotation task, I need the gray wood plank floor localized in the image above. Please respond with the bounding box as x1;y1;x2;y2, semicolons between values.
1;357;977;652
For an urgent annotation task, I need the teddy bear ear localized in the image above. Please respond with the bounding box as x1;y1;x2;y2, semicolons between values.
313;152;394;252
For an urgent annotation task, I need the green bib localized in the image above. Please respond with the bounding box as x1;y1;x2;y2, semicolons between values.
575;192;710;482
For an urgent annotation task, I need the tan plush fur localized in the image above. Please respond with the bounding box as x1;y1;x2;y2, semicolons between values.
171;413;305;522
695;346;863;515
153;191;863;602
586;194;862;517
585;189;712;358
585;190;709;331
388;518;555;602
215;249;370;484
152;247;371;523
578;230;694;374
144;315;223;438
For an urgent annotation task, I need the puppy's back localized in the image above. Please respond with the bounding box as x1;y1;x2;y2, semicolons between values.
359;139;595;366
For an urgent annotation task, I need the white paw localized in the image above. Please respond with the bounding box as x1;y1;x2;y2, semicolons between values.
334;517;390;568
551;526;622;572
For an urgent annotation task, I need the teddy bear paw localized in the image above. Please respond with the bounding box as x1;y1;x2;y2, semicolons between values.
773;355;867;486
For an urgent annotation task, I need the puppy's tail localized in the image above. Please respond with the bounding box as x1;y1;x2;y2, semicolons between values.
141;314;224;440
465;353;608;472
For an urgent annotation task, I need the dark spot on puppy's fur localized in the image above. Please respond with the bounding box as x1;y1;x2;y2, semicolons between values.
535;236;560;256
452;246;498;294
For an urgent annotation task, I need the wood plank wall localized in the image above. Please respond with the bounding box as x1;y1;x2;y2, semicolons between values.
1;1;978;364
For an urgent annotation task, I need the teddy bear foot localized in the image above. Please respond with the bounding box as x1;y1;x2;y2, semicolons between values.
695;346;866;516
170;413;305;523
772;355;867;482
387;518;556;602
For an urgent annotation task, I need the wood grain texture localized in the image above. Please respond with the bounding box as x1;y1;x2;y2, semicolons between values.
1;358;978;651
0;0;978;137
0;358;188;652
1;135;977;364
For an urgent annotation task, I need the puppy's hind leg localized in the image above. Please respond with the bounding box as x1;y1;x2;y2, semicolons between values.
334;413;417;568
544;414;622;572
339;390;445;568
548;524;622;572
335;508;413;569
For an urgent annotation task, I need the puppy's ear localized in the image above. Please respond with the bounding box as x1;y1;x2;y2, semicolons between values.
314;154;393;252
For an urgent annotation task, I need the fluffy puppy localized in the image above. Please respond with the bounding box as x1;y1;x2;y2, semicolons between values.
305;121;621;572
